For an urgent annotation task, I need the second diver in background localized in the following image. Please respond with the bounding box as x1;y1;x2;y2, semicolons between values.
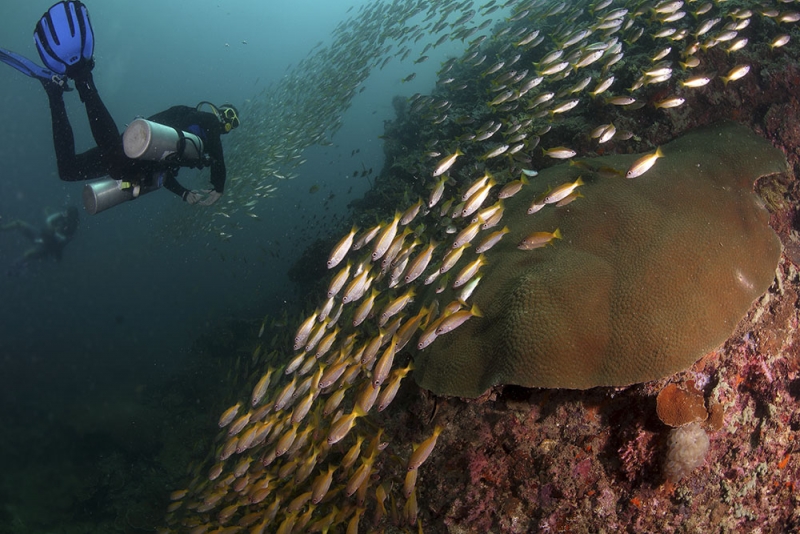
0;1;240;208
0;207;80;275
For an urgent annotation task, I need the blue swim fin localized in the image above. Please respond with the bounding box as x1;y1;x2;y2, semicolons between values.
0;47;70;90
0;47;54;80
33;1;94;77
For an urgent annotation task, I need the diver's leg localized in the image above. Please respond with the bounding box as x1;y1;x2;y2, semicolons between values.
44;81;110;181
44;83;79;180
73;72;123;157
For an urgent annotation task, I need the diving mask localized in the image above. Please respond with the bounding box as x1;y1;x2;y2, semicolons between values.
220;105;240;132
196;101;240;133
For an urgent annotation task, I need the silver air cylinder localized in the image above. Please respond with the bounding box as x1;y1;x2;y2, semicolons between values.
83;174;164;215
122;118;203;162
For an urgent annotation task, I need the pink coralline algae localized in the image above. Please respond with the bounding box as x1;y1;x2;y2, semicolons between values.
618;426;660;485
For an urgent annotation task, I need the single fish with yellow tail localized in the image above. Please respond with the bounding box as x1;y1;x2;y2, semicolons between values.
518;228;563;250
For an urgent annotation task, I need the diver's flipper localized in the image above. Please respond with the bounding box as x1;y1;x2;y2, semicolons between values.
0;47;71;91
0;47;54;80
34;1;94;78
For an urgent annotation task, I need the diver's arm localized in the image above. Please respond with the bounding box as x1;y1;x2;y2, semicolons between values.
45;212;64;228
0;220;38;241
207;138;227;194
163;171;209;204
162;172;190;200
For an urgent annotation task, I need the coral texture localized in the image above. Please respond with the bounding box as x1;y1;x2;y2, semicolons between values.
656;381;708;427
415;122;786;396
664;422;710;482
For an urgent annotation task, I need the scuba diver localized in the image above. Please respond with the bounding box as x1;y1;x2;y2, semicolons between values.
0;1;240;214
0;207;80;273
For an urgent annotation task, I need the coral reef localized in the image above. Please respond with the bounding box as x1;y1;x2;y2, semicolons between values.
406;243;800;532
415;122;785;396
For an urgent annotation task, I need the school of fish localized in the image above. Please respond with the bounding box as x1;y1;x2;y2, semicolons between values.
164;0;798;531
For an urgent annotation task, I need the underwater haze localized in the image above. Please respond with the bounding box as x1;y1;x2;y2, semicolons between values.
0;0;389;397
3;0;799;532
0;0;443;529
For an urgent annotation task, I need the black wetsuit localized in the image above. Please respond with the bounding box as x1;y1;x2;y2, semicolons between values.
44;73;227;200
147;106;227;198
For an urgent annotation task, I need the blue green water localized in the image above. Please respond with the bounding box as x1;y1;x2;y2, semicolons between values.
0;1;405;530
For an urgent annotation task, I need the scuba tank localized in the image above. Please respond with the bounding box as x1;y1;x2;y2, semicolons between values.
83;171;167;215
84;118;206;215
122;118;204;163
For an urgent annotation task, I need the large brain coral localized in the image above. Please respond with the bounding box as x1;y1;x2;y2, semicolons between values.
414;122;785;397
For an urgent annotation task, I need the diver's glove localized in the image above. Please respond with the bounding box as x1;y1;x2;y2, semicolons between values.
184;189;222;206
198;190;223;206
183;190;206;205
